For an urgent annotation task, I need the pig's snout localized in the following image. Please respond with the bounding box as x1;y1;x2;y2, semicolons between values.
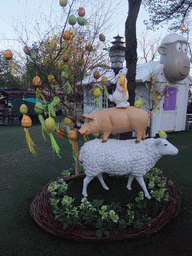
79;128;88;135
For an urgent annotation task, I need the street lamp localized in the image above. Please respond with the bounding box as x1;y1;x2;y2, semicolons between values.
109;35;126;75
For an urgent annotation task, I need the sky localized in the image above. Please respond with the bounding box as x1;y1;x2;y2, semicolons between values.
0;0;180;61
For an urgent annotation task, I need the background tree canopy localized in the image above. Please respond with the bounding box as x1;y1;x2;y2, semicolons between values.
143;0;192;30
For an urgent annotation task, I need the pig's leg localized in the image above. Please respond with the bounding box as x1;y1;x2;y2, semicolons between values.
102;131;111;143
135;130;143;143
127;174;134;190
141;128;147;140
97;173;109;190
82;175;94;197
135;176;151;199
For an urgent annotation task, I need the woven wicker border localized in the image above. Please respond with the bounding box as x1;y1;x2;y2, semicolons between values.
30;173;181;242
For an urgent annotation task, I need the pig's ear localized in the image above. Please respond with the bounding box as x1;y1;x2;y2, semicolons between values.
81;114;87;119
81;114;94;120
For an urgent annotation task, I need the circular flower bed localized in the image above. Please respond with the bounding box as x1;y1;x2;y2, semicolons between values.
30;168;181;242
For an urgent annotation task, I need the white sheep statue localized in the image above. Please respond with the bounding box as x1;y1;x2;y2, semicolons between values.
79;138;178;199
108;67;130;108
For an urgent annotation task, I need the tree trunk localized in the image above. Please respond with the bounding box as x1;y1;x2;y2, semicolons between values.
120;0;142;140
125;0;142;105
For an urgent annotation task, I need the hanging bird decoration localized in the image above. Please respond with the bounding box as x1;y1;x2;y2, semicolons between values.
20;104;36;156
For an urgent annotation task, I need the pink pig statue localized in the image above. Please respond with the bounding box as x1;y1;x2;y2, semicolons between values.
79;106;152;143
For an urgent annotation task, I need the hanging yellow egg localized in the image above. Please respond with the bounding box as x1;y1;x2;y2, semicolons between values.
93;87;101;98
44;117;56;133
101;76;108;85
48;75;55;84
64;117;72;126
20;104;28;114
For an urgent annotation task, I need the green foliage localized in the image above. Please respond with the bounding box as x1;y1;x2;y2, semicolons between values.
48;168;174;239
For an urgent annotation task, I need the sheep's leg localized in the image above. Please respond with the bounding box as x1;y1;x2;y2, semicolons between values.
127;174;134;190
82;175;94;197
97;173;109;190
135;176;151;199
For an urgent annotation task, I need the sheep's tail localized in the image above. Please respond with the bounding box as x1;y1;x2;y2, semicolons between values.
148;111;153;118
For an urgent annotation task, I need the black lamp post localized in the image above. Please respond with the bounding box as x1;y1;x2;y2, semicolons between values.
109;35;126;76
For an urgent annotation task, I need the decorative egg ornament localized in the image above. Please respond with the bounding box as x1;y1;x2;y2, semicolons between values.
93;87;101;98
4;49;13;60
62;30;71;40
32;76;42;87
78;7;85;17
23;46;31;55
59;0;67;7
64;117;72;126
48;75;55;84
20;104;28;114
34;102;44;114
99;34;105;42
77;16;86;26
45;117;56;133
69;130;77;141
21;115;32;128
63;52;69;62
45;116;61;158
93;71;100;80
68;15;76;25
69;130;79;156
101;76;108;85
4;49;17;75
21;115;36;156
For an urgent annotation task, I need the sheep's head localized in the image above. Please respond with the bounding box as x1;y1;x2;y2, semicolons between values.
158;33;190;82
155;138;178;156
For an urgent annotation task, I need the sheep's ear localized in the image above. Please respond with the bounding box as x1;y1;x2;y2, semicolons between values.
158;46;167;55
155;138;162;146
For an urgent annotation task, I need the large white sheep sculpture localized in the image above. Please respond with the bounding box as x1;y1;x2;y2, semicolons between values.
79;138;178;199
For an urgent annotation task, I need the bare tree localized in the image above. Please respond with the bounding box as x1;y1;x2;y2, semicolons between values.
137;30;161;63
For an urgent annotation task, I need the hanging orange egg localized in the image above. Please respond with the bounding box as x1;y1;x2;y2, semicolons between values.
32;76;42;87
21;115;32;128
78;7;85;17
63;52;69;62
68;130;77;140
152;97;156;102
62;30;71;40
166;93;169;98
93;71;100;80
4;49;13;60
